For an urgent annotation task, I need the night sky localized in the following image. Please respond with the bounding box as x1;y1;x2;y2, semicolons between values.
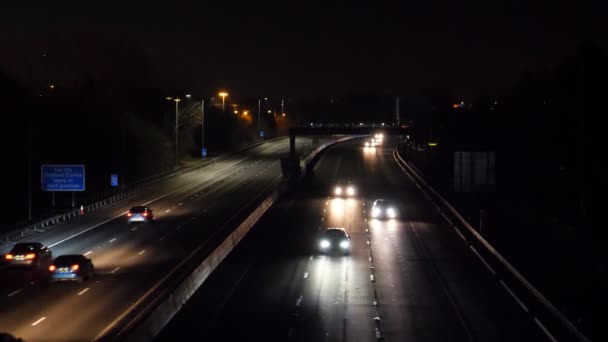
0;1;604;100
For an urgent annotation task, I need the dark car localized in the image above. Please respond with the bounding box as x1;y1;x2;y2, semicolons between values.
370;199;398;219
127;206;154;224
4;242;52;269
49;255;95;283
318;227;350;255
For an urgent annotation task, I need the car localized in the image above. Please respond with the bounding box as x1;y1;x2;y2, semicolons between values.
318;227;350;254
127;206;154;224
4;242;52;269
49;255;95;283
370;199;398;219
333;182;356;197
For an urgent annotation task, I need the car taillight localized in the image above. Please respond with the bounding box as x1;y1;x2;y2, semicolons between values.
71;264;79;271
49;265;56;272
5;254;13;260
25;253;36;260
143;212;148;217
127;212;132;217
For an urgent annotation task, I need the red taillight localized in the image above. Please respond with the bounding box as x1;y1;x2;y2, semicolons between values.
71;264;79;271
143;212;148;217
127;212;132;217
5;254;13;260
49;265;56;272
25;253;36;260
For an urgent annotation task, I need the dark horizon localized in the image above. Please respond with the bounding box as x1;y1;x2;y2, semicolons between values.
1;1;604;101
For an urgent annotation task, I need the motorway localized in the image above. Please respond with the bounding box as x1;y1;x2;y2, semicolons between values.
158;137;548;342
0;136;329;342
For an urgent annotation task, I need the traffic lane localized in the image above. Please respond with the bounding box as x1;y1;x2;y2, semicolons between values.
362;141;545;341
156;191;328;342
0;156;256;296
293;196;375;342
0;159;281;341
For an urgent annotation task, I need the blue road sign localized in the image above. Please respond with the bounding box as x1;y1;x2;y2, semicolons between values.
111;174;119;187
260;130;264;138
41;165;85;191
202;148;207;157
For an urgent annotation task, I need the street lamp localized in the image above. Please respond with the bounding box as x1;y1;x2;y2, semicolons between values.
219;92;228;112
257;97;268;139
166;97;181;167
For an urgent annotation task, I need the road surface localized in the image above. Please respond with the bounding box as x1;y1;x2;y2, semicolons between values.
159;137;547;342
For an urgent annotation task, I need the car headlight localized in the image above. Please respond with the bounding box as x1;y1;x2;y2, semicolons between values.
365;142;370;147
340;240;349;249
320;240;330;249
387;208;396;218
347;186;355;196
371;207;380;217
334;187;342;196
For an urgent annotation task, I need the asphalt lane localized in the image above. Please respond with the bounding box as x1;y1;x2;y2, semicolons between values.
0;136;328;342
158;137;547;342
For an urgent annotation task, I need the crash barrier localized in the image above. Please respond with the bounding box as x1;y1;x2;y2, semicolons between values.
0;138;286;247
393;145;590;342
104;136;359;341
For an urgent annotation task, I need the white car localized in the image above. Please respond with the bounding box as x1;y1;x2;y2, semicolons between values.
370;199;398;219
318;228;350;255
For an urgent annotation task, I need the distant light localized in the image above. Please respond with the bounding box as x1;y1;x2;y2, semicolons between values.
282;113;286;117
453;104;459;109
234;110;238;114
174;98;181;102
185;94;191;98
166;97;173;100
219;92;228;97
428;142;438;147
267;110;272;113
264;97;268;100
48;84;55;89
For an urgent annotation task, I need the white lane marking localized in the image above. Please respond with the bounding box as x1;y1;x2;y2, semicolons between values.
8;289;22;297
131;227;138;231
295;295;303;307
454;227;467;242
111;267;120;273
534;317;558;342
165;209;171;213
78;288;90;296
49;158;245;249
440;211;454;226
469;246;496;275
32;317;46;326
138;250;146;255
84;251;93;256
500;280;529;312
370;274;375;282
109;238;117;243
303;272;308;279
178;202;184;206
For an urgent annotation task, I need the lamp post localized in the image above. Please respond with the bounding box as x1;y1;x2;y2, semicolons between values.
166;96;181;168
219;92;228;112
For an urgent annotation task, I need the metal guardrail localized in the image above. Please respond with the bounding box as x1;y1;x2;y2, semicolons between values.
0;137;286;247
393;144;590;342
